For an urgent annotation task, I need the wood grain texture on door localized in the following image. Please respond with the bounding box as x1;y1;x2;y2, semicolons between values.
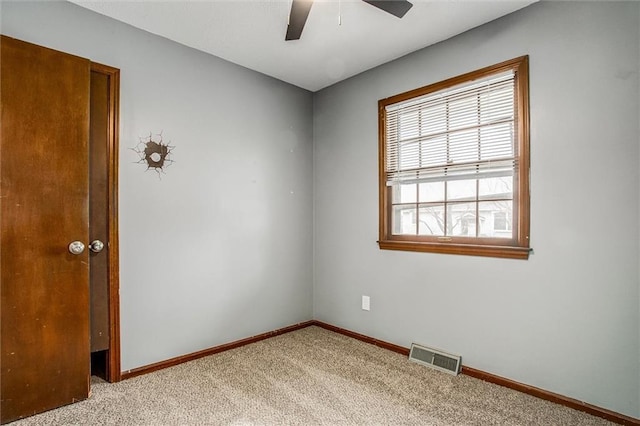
90;70;110;353
1;35;91;423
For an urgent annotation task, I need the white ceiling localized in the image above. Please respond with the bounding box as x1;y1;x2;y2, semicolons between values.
69;0;535;92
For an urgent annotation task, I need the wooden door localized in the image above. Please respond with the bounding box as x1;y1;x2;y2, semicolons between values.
90;69;111;354
1;36;91;423
88;63;121;383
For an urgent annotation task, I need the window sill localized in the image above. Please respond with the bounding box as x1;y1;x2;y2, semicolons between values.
378;240;531;260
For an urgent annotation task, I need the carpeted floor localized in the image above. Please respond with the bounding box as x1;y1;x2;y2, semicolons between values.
12;326;614;425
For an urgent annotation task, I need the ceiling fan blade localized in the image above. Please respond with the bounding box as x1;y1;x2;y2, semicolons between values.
286;0;314;41
362;0;413;18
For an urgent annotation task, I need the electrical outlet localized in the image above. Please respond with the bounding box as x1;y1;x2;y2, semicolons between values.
362;295;370;311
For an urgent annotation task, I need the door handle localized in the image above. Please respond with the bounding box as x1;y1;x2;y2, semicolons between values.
89;240;105;253
68;241;85;255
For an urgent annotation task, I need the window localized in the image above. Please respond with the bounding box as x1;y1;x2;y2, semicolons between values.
493;211;511;232
378;56;530;259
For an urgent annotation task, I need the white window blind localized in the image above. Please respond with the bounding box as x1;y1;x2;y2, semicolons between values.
385;71;516;186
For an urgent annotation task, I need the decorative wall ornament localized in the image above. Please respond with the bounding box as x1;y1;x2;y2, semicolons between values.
132;131;174;177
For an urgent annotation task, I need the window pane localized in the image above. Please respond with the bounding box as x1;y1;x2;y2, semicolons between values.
418;205;445;236
448;128;479;164
478;200;513;238
398;140;419;169
420;135;447;168
479;122;514;160
494;212;508;231
479;85;514;124
392;205;417;235
419;182;444;203
420;104;447;137
478;177;513;200
449;95;478;131
448;202;477;237
447;179;476;202
394;183;416;203
399;110;419;140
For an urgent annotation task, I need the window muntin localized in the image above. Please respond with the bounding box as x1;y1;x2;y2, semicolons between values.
378;56;530;259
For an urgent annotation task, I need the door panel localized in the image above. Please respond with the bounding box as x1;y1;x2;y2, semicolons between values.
90;70;110;353
1;36;91;423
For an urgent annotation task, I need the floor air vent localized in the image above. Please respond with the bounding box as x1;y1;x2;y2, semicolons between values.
409;343;461;375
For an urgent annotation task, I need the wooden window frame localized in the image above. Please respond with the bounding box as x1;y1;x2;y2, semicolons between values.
378;56;530;259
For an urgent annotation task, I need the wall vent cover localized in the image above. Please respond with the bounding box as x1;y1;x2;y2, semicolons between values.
409;343;461;375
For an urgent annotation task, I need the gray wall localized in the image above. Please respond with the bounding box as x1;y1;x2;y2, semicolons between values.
2;0;639;419
313;1;640;418
1;1;314;371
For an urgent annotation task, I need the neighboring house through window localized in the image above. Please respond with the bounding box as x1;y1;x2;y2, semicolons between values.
378;56;530;259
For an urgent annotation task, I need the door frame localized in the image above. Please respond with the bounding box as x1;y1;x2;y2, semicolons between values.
91;62;121;383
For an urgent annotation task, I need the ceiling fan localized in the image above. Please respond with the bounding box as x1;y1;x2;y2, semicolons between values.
285;0;414;41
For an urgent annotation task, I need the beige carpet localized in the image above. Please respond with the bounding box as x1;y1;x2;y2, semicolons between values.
13;326;613;425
